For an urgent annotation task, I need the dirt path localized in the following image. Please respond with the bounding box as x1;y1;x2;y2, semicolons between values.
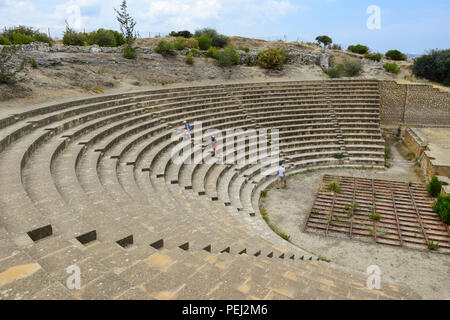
262;138;450;300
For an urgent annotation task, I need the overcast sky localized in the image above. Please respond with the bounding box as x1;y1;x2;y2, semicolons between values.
1;0;449;54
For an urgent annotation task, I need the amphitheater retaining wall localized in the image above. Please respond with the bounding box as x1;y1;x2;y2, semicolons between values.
379;80;450;126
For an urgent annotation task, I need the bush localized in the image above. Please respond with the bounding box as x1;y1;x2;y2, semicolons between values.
427;176;443;197
412;49;450;86
0;46;28;85
432;195;450;224
385;50;407;61
326;66;343;78
212;34;229;48
155;40;176;56
365;53;382;61
348;44;369;54
87;29;125;47
186;38;199;49
169;30;192;38
189;48;200;57
217;46;240;67
342;59;362;76
11;33;34;45
327;181;341;193
383;63;400;74
257;48;287;70
123;46;137;59
242;47;250;53
185;52;194;65
33;32;53;46
1;26;53;46
0;36;11;45
63;25;86;46
87;29;116;47
207;46;219;59
173;37;187;50
195;28;229;48
197;36;212;50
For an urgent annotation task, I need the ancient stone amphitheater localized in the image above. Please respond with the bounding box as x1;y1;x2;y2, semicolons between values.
0;79;421;300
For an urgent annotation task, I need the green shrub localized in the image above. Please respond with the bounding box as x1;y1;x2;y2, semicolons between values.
29;58;38;68
427;241;439;250
257;48;287;70
189;48;200;57
342;59;362;76
326;65;343;78
63;25;86;46
242;47;250;53
197;36;212;50
87;29;116;47
1;26;53;46
348;44;369;54
185;52;194;65
365;53;382;61
413;49;450;86
173;37;187;50
327;181;341;193
123;46;137;59
368;213;381;221
383;63;400;74
207;46;219;59
333;153;346;159
384;147;391;160
385;50;407;61
260;189;268;197
86;29;124;47
11;33;34;45
432;195;450;224
186;38;199;49
169;30;192;38
0;36;11;45
217;46;240;67
195;28;229;48
155;40;176;56
427;176;443;197
212;34;230;48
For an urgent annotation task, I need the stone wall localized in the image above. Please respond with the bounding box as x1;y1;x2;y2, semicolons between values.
404;128;428;158
379;80;450;126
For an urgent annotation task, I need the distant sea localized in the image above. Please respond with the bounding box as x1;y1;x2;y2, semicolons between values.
407;53;422;60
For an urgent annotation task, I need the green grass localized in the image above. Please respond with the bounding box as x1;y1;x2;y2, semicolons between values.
427;241;439;250
327;181;341;193
368;213;381;221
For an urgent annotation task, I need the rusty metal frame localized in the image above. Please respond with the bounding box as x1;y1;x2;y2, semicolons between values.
304;174;450;254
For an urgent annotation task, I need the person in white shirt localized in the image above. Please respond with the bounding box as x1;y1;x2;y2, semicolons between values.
277;165;286;188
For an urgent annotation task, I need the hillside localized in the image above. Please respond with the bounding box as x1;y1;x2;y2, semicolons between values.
1;35;446;113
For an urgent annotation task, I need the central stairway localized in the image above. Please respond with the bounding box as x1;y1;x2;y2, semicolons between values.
0;80;419;300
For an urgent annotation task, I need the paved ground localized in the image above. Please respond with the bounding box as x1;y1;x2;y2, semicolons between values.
262;136;450;300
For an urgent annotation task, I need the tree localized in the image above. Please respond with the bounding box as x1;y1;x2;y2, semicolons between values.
316;35;332;48
115;0;136;48
385;50;406;61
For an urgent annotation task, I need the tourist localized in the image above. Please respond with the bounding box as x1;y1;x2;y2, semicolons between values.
277;165;286;188
211;136;217;156
184;120;192;139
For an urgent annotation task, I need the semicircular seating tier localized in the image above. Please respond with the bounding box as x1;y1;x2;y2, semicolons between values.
0;79;418;300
